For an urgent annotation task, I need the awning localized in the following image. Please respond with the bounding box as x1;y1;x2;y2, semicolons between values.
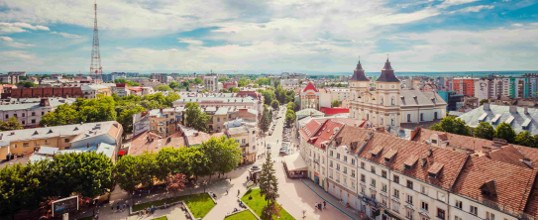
282;153;307;171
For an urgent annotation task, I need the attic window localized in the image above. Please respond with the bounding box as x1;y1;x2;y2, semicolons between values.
404;156;419;169
370;146;384;157
47;129;53;134
491;114;501;124
478;113;487;122
428;162;444;178
480;180;497;198
33;131;39;135
522;118;532;129
383;149;397;162
505;115;514;125
73;127;79;131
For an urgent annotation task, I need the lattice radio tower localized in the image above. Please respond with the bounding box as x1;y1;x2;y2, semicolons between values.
90;0;102;83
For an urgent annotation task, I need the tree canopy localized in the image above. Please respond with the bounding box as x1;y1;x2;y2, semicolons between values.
430;116;470;136
495;122;516;143
184;102;210;132
0;117;23;131
474;122;495;140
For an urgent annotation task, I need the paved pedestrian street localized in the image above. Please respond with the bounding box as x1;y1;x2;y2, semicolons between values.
94;106;356;220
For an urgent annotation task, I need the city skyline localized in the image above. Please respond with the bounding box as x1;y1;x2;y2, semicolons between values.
1;0;538;73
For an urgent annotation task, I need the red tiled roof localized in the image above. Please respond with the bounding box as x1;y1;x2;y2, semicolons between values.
319;107;349;115
453;156;537;215
299;118;326;140
302;82;318;92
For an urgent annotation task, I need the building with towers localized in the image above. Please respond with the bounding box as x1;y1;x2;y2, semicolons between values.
349;59;447;129
300;82;320;110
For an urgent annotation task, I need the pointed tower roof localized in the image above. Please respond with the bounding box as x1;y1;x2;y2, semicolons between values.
303;82;319;92
350;60;369;81
377;58;399;83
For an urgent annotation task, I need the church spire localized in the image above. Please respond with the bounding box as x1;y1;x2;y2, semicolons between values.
377;58;399;83
350;59;368;81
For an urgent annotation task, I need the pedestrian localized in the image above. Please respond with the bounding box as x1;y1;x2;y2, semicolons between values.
226;189;228;195
237;189;240;196
116;204;119;211
303;209;306;218
323;201;326;209
111;205;114;212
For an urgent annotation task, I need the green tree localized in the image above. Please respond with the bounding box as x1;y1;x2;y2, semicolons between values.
193;78;203;85
271;99;280;110
331;100;342;107
155;84;172;91
114;155;141;193
238;77;251;87
259;105;271;133
17;81;36;88
480;99;489;105
430;116;470;136
515;131;534;147
77;95;117;122
50;152;114;198
533;134;538;148
185;147;211;179
258;153;279;219
200;136;242;180
495;122;516;143
0;117;23;131
165;173;186;196
256;77;271;86
169;81;180;89
116;104;146;133
155;147;190;179
184;102;210;132
40;104;79;126
285;109;296;127
473;122;495;140
0;164;42;215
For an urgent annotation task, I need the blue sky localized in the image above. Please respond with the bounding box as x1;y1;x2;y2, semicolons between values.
0;0;537;73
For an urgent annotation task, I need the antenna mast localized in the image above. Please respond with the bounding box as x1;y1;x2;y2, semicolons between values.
90;0;102;83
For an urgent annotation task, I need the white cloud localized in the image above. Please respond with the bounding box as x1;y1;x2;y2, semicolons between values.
0;22;49;34
51;31;82;39
178;38;204;46
453;5;494;13
0;36;34;48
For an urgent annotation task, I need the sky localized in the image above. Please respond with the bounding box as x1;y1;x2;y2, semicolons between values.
0;0;537;74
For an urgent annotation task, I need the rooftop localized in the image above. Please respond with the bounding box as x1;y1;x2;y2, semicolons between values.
458;104;538;135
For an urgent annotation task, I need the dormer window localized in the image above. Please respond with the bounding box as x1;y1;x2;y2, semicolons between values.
370;146;383;157
428;162;444;178
383;149;397;162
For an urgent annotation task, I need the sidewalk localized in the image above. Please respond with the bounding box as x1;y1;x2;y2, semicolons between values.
301;179;360;220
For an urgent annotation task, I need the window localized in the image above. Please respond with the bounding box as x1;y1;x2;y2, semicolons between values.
437;208;445;220
14;114;17;118
344;156;347;162
361;162;365;169
371;179;376;187
31;119;35;124
421;201;428;211
382;170;387;178
455;200;462;209
5;115;8;119
370;165;375;174
420;113;424;121
455;216;462;220
64;138;70;143
360;174;366;182
406;195;413;205
421;185;427;195
393;189;400;199
41;112;44;115
336;164;340;171
22;113;25;117
330;150;333;157
407;180;414;189
393;174;400;184
31;112;36;116
351;170;356;177
343;167;347;174
382;184;387;192
23;143;29;147
406;208;413;220
407;114;411;122
392;202;400;213
391;97;395;106
434;112;438;120
337;153;340;159
470;206;478;216
351;158;355;165
486;212;495;220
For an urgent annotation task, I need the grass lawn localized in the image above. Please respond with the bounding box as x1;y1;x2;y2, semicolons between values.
132;193;215;218
224;210;257;220
241;188;295;220
151;216;168;220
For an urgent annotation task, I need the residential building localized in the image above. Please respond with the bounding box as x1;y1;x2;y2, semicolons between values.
0;98;76;127
298;118;538;220
174;93;261;112
225;125;257;165
81;84;113;98
148;108;179;138
0;72;25;84
203;75;221;92
112;83;130;97
0;121;123;162
349;59;447;129
452;77;478;97
319;87;350;108
2;86;84;99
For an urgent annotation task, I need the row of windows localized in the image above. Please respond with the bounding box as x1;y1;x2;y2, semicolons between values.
3;111;46;119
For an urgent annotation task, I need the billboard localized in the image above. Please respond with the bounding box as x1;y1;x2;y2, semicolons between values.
52;196;79;217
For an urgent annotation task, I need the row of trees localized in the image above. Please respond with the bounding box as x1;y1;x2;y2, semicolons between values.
0;136;242;216
259;104;273;133
40;92;180;133
285;102;297;127
430;117;538;148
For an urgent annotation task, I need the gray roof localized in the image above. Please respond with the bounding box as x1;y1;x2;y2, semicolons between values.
296;108;324;120
0;121;121;147
0;98;76;111
174;96;256;104
399;90;447;107
350;60;368;81
458;104;538;135
376;59;400;83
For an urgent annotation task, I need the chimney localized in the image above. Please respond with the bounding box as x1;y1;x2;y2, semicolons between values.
483;103;490;111
509;106;517;114
39;98;50;107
